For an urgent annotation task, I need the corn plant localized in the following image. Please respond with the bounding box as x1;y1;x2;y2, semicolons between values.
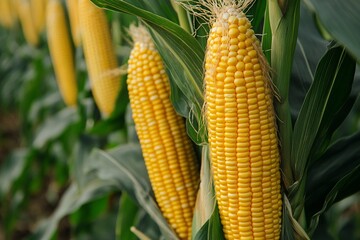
1;0;360;239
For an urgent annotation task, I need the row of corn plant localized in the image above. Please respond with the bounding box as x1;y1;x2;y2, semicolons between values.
1;0;360;239
0;0;129;238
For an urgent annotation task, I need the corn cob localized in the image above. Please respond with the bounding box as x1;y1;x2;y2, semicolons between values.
66;0;81;46
0;1;7;27
0;0;17;28
127;25;199;240
204;4;282;240
47;0;77;106
16;0;39;46
31;0;47;33
78;0;120;116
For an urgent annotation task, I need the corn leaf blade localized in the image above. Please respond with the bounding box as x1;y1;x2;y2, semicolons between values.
306;0;360;61
33;107;81;149
0;149;28;199
246;0;266;33
292;45;356;181
86;145;177;239
290;3;328;117
31;144;174;240
30;179;116;240
306;131;360;222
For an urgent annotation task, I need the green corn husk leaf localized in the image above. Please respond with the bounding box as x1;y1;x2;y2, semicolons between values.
191;145;224;239
305;131;360;234
91;0;206;145
282;195;310;240
192;145;214;233
193;203;225;240
305;0;360;61
267;0;301;188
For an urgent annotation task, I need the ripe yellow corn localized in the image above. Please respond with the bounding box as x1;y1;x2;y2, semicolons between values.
31;0;47;33
0;0;17;28
78;0;120;116
66;0;81;46
204;7;282;240
47;0;77;106
16;0;39;46
127;26;199;240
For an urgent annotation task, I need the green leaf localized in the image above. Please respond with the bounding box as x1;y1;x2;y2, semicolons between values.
307;165;360;236
282;195;310;240
70;135;105;187
306;131;360;221
28;93;62;123
247;0;267;33
116;193;139;240
30;143;164;240
0;149;28;199
306;0;360;61
290;3;328;117
290;45;356;225
192;146;215;236
102;0;177;22
30;179;115;240
134;210;163;240
33;107;80;149
69;194;111;228
87;145;177;239
292;45;356;181
312;195;360;240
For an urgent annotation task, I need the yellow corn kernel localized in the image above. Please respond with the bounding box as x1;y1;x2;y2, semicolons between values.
66;0;81;46
205;7;282;240
47;0;77;106
16;0;39;46
31;0;47;33
78;0;120;116
127;25;199;240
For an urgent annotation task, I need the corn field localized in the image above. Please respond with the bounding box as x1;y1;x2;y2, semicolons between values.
0;0;360;239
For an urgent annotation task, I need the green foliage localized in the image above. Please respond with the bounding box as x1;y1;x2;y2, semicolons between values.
116;193;139;240
305;0;360;61
0;149;28;200
1;0;360;239
267;0;300;187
